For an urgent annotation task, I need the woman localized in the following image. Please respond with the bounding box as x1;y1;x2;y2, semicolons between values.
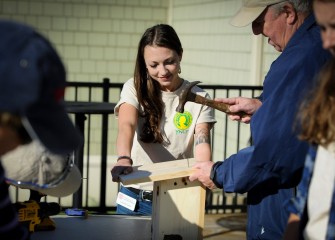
111;24;216;215
284;1;335;239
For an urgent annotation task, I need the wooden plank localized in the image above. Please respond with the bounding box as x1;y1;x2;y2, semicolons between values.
119;158;196;185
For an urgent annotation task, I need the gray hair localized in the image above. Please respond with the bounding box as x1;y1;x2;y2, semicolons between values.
271;0;312;15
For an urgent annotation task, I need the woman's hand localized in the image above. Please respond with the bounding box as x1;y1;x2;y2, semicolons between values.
110;158;133;182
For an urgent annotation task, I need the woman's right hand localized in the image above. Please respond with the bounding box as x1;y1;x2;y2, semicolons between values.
111;159;133;182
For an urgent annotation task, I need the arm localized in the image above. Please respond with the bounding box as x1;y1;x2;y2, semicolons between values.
282;213;300;240
194;122;212;162
215;97;262;124
190;122;217;189
282;146;316;240
111;103;137;182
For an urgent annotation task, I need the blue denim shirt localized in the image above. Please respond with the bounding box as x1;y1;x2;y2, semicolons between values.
286;146;335;240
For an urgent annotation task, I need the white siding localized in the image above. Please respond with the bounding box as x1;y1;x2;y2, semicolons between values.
0;0;168;83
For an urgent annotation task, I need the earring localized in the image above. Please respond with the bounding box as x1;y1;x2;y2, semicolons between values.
147;73;150;80
178;67;181;74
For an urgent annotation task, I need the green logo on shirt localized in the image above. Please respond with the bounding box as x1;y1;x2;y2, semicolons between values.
174;111;193;130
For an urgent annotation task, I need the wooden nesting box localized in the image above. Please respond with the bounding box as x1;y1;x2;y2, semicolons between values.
119;158;205;240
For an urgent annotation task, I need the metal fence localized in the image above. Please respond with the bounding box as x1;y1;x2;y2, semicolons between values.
10;78;263;214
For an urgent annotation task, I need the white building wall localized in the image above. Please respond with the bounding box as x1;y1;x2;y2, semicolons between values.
0;0;168;84
169;0;279;86
170;0;249;86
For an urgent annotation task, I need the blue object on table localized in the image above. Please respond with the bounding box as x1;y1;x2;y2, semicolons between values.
65;208;88;217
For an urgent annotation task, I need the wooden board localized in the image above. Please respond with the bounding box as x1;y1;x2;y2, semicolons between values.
119;158;196;185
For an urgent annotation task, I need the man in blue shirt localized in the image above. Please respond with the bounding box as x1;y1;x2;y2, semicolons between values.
189;0;331;239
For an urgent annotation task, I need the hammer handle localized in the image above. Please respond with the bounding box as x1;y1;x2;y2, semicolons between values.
194;95;248;117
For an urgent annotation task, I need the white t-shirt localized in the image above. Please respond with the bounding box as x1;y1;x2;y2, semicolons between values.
115;78;216;190
304;143;335;239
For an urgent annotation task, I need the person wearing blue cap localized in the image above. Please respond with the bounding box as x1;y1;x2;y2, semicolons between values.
0;19;83;239
189;0;331;239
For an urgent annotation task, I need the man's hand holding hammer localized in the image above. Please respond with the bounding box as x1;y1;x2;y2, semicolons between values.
176;81;258;122
215;97;262;124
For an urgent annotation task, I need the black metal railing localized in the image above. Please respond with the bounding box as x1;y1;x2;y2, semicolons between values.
10;78;263;214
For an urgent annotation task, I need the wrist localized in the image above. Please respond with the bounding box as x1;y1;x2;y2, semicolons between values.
253;95;262;103
210;161;223;188
117;155;133;165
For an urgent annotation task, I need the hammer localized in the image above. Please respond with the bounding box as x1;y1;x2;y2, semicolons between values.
176;81;248;117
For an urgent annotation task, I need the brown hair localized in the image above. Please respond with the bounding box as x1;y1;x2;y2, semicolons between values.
0;113;31;144
134;24;183;143
314;0;335;3
298;58;335;146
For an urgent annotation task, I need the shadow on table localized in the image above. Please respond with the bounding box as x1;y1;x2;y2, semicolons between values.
203;213;247;239
30;215;152;240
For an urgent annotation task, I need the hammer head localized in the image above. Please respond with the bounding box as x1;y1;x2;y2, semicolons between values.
176;81;201;113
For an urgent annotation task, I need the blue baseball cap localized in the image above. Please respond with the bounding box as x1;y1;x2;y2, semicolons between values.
0;20;83;154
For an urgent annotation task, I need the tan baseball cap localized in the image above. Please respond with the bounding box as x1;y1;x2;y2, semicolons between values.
230;0;286;27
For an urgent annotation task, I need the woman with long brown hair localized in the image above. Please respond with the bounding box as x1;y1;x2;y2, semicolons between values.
111;24;216;215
